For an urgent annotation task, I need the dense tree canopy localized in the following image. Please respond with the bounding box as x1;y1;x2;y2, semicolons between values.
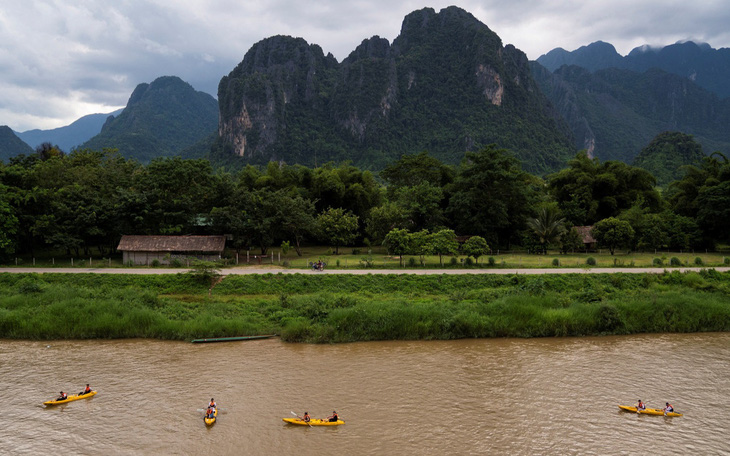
0;141;723;258
548;152;661;226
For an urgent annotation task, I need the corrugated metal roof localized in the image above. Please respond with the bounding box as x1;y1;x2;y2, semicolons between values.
117;235;226;252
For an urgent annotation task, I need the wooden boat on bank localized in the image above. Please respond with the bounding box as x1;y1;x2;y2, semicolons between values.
191;335;276;344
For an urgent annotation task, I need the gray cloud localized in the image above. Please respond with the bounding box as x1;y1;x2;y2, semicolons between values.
1;0;729;131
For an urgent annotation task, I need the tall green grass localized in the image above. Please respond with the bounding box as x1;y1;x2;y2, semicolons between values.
1;271;729;342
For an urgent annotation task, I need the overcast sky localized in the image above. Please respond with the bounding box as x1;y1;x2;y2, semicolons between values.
2;1;729;132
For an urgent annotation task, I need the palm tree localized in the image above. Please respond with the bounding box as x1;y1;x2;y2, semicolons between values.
527;207;566;254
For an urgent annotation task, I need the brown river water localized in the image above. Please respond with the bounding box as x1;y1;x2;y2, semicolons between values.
1;334;728;455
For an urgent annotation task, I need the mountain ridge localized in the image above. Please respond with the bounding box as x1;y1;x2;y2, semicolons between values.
82;76;218;163
214;6;576;174
537;40;730;99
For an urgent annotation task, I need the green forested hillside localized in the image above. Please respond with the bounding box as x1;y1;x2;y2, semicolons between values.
531;63;730;163
633;132;706;187
215;7;576;174
82;76;218;163
0;126;34;162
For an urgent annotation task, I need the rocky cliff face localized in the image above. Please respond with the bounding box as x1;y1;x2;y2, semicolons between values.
531;62;730;163
216;6;575;173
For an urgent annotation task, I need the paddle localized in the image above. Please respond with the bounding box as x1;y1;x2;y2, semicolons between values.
291;410;312;427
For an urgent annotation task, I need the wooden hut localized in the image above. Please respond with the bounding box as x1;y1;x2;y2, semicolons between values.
574;226;596;250
117;235;226;265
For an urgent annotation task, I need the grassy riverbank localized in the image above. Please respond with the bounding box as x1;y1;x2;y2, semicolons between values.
1;271;729;342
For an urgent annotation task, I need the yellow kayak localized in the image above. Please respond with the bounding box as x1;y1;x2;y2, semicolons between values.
619;405;682;417
283;418;344;426
204;407;218;425
43;391;97;406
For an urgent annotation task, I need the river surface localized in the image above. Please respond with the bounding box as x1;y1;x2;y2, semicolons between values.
1;334;728;455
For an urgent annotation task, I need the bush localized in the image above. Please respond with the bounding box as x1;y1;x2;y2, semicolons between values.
150;259;160;267
336;259;340;267
449;257;458;265
465;257;474;266
170;259;184;268
586;257;596;266
552;258;560;266
653;258;663;266
352;248;361;255
725;257;730;265
408;257;417;266
282;260;290;268
488;257;496;266
670;257;681;266
694;257;704;266
17;278;43;294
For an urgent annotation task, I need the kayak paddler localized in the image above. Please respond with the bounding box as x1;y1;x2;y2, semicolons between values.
206;407;215;419
303;412;311;423
636;399;646;411
56;391;67;401
663;402;674;415
209;398;216;409
79;384;91;395
327;411;339;422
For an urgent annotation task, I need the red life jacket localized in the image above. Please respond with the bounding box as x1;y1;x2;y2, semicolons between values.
84;387;91;394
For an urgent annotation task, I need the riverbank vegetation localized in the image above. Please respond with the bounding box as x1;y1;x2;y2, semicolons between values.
2;271;729;343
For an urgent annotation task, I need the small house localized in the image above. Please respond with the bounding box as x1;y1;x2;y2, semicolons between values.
574;226;596;250
117;235;226;265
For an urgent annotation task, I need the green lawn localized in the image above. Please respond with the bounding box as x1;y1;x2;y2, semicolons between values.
2;246;729;269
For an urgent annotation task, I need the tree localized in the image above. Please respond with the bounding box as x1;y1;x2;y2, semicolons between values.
526;207;565;254
462;236;489;263
383;228;411;266
430;229;459;265
559;227;583;254
447;145;537;247
278;195;316;256
317;207;359;254
380;151;454;189
548;151;661;225
366;202;408;243
591;217;635;255
408;229;432;265
0;189;19;256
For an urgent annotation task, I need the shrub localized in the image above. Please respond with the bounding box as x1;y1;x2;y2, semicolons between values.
488;257;496;266
725;257;730;265
465;257;474;266
408;257;417;266
586;257;596;266
336;259;340;267
352;248;361;255
150;259;160;267
694;257;704;266
282;260;290;268
552;258;560;266
670;257;681;266
449;257;458;265
171;259;183;268
17;278;43;294
653;258;663;266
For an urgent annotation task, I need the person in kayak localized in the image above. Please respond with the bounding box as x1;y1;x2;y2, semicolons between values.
636;400;646;411
663;402;674;415
79;384;91;395
327;411;339;422
206;407;215;419
303;412;311;423
209;398;216;409
56;391;67;401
